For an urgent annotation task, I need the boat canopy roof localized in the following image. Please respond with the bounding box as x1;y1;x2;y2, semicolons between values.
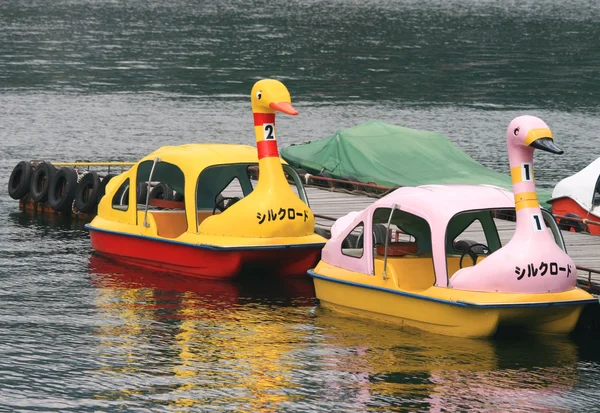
140;143;288;177
334;184;515;237
551;157;600;212
281;120;552;208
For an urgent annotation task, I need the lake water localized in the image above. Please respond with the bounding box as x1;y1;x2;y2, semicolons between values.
1;0;600;411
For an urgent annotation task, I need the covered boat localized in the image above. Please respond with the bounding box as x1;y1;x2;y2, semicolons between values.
549;157;600;235
87;79;326;279
308;116;595;338
281;120;553;208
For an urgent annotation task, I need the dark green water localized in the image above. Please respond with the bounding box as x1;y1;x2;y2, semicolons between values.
2;0;600;411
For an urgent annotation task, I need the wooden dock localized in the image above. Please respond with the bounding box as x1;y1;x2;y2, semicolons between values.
304;186;600;287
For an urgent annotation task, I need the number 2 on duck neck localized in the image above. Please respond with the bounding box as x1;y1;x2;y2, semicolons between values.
264;124;275;140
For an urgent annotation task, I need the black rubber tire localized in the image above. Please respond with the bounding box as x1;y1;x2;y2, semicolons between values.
149;183;174;200
173;191;185;202
8;161;33;200
97;174;116;203
48;168;79;212
136;182;148;204
30;162;56;203
75;172;101;213
355;223;388;248
372;223;388;244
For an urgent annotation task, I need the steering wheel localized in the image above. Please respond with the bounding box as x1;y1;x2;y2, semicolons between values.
213;196;241;214
459;243;490;268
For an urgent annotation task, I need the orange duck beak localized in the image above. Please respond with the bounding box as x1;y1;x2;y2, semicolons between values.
269;102;298;116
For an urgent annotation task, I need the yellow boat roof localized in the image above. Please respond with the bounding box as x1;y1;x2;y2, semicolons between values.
140;143;289;176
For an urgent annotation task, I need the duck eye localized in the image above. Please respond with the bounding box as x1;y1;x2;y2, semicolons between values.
256;91;262;100
513;127;520;136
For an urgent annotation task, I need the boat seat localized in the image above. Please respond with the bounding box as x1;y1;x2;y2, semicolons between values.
150;210;188;238
149;210;221;239
373;255;435;291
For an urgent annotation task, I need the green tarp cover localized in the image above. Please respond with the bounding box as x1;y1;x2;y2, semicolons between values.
281;120;552;209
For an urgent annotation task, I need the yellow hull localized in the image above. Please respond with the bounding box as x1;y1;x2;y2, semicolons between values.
310;265;596;338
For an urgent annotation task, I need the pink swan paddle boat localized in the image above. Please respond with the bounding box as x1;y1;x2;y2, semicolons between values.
308;115;596;338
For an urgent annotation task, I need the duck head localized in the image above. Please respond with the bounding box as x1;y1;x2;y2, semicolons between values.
251;79;298;116
198;79;316;239
506;115;563;156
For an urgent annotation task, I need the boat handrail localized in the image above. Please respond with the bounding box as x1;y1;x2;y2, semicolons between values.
143;157;161;228
382;204;397;280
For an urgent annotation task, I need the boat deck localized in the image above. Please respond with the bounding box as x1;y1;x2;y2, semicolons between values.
305;186;600;287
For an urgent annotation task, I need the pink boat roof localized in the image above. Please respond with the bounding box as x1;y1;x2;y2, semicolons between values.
367;184;514;221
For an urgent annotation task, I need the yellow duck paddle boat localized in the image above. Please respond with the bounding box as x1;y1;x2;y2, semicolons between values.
87;79;326;279
309;115;596;338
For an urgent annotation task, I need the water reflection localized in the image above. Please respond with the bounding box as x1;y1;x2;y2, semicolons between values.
88;255;586;411
313;310;579;412
88;255;316;411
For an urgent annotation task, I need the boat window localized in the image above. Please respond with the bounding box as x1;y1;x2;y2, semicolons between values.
136;160;186;210
136;160;187;237
283;165;309;206
446;211;502;255
594;176;600;207
485;208;566;252
212;177;244;214
372;207;432;253
197;164;254;212
542;209;567;252
449;218;498;255
112;178;129;211
341;222;364;258
372;207;435;284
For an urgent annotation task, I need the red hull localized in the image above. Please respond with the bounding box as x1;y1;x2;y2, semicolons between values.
550;197;600;236
88;227;323;279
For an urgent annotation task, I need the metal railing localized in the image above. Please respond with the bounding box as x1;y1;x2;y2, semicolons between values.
298;173;392;195
578;265;600;290
554;214;600;228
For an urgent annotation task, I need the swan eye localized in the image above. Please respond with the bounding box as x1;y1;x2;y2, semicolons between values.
256;91;262;100
514;127;520;136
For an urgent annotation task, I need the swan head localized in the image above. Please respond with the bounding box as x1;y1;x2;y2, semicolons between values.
251;79;298;116
506;115;563;155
